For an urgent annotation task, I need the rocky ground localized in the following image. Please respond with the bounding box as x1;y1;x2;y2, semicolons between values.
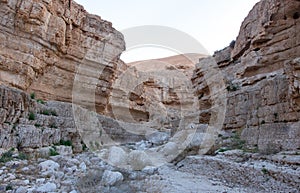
0;142;299;193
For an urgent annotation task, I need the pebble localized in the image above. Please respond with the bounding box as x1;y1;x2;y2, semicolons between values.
79;162;86;172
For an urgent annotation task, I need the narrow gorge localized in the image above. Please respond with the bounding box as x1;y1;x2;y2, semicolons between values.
0;0;299;192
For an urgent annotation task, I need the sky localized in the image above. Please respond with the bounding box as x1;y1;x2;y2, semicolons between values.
75;0;260;62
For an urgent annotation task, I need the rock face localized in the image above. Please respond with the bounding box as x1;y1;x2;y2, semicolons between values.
0;0;125;114
193;0;300;153
0;85;146;150
109;53;204;132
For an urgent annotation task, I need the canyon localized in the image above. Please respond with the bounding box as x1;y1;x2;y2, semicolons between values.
0;0;299;192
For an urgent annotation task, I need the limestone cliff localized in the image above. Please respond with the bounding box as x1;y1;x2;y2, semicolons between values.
193;0;300;153
0;0;125;113
109;53;204;131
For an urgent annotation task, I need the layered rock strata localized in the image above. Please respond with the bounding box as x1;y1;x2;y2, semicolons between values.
109;54;204;132
193;0;300;153
0;0;125;114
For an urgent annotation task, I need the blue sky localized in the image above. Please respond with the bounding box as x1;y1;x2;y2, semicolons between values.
75;0;260;62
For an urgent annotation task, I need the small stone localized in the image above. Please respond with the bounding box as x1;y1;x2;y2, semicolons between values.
142;166;158;175
36;178;46;184
66;166;77;174
39;160;60;172
70;190;78;193
146;132;170;145
101;170;124;186
4;173;16;182
16;186;27;193
21;167;29;172
54;171;64;179
79;162;86;172
36;182;57;192
23;180;30;185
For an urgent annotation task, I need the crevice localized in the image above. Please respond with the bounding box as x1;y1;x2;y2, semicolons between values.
232;41;251;60
293;12;299;20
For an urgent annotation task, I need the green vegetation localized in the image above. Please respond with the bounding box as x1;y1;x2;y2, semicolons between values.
56;139;72;147
95;142;100;149
18;152;29;160
226;80;240;92
49;123;57;128
49;148;59;156
5;184;13;191
41;110;50;115
40;109;58;116
50;110;58;116
0;148;14;163
28;112;36;120
216;148;230;153
261;168;269;175
37;99;46;104
30;92;35;99
231;131;246;150
243;144;259;153
34;123;41;127
82;143;88;151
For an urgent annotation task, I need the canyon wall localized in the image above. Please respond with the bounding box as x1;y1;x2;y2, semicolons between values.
0;0;125;114
193;0;300;153
109;54;203;132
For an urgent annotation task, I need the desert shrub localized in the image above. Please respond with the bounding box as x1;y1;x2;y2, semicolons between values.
30;92;35;99
0;149;14;163
59;140;72;146
37;99;45;104
18;152;29;160
41;110;50;115
50;110;58;116
6;184;13;191
28;112;36;120
49;148;59;156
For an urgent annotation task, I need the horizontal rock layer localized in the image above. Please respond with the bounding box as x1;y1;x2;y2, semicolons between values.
0;85;145;150
109;53;204;132
193;0;300;153
0;0;125;114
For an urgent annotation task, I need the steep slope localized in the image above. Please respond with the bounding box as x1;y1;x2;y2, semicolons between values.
0;0;125;113
193;0;300;153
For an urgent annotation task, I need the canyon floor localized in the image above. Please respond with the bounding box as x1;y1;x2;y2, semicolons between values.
0;141;299;193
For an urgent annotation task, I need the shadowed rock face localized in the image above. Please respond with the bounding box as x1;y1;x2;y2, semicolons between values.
193;0;300;153
0;0;125;114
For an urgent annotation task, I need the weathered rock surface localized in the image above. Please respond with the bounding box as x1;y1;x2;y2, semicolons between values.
193;0;300;153
0;85;146;150
0;0;125;114
109;53;204;131
177;152;300;192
